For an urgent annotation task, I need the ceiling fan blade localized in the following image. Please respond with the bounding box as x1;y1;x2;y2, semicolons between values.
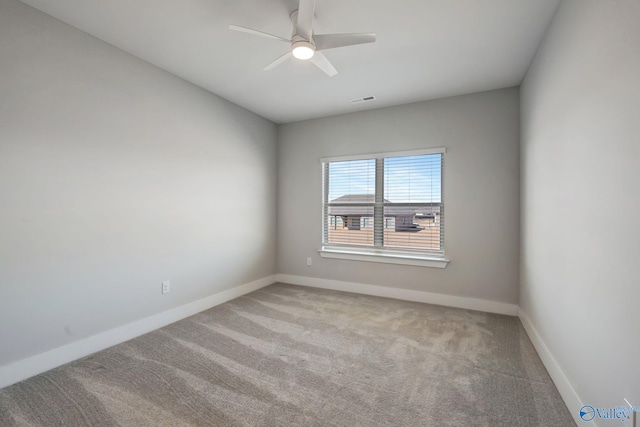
314;33;376;51
310;52;337;77
264;52;293;71
296;0;315;40
229;25;290;42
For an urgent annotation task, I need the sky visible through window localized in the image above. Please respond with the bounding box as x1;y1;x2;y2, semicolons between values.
328;159;375;201
328;154;441;203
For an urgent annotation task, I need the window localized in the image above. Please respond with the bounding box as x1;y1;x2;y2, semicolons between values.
321;148;448;268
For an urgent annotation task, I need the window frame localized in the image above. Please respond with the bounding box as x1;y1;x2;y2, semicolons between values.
320;147;449;268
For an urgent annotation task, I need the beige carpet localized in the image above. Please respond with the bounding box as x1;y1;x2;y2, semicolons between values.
0;283;575;426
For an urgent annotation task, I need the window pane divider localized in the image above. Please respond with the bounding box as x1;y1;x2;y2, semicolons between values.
374;158;384;247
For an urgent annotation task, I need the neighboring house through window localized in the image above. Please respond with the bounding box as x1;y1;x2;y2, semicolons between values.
321;148;448;268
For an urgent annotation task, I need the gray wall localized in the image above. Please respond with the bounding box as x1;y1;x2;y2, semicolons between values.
278;88;520;304
0;0;277;366
521;0;640;411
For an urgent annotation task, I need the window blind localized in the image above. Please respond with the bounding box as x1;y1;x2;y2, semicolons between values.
322;149;444;256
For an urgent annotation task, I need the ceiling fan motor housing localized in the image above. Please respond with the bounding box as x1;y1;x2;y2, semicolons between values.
290;9;316;59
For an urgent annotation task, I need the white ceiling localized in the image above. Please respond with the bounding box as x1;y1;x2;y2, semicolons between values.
19;0;560;124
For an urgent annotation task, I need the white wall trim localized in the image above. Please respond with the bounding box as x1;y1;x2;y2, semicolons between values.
517;308;588;427
319;248;449;268
321;146;446;162
0;275;277;389
1;271;582;427
275;274;518;316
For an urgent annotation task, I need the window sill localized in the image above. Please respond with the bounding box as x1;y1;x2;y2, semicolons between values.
319;247;449;268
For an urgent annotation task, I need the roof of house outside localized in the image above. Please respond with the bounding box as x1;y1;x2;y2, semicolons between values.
329;194;386;204
328;194;441;217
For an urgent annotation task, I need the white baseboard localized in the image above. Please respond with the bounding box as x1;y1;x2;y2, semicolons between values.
517;308;587;427
0;272;581;427
0;275;277;389
275;274;518;316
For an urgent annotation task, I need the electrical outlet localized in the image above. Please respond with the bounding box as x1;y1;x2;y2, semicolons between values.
307;257;312;266
162;281;170;294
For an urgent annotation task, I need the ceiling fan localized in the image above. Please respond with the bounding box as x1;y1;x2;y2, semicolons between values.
229;0;376;77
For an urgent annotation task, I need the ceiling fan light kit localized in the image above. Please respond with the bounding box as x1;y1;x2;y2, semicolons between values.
291;40;315;60
229;0;375;76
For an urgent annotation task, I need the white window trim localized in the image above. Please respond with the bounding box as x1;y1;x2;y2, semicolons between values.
319;247;449;268
321;147;446;163
321;147;448;268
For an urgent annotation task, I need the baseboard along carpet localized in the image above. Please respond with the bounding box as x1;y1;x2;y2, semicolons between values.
0;283;575;426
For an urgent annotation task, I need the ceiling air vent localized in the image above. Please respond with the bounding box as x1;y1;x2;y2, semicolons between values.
349;95;376;104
